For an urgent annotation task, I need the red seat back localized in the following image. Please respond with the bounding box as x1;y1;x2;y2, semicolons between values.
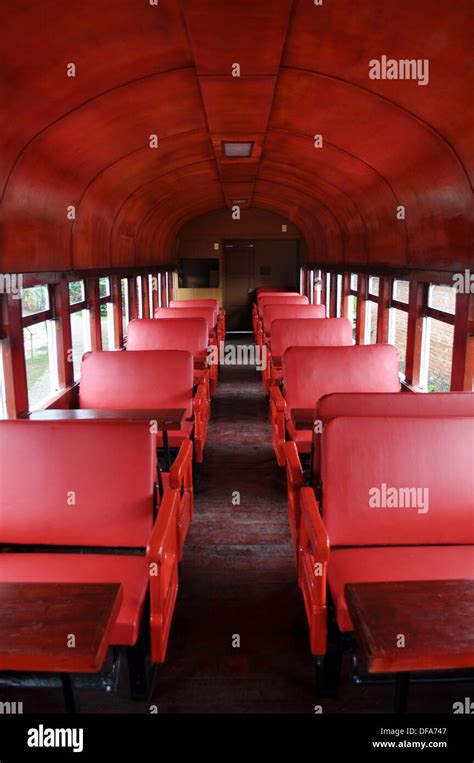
0;420;156;547
313;392;474;484
321;416;474;546
127;318;208;356
271;318;353;357
79;350;194;417
263;304;325;336
155;306;216;332
283;345;400;413
169;300;218;324
317;391;474;423
258;294;308;315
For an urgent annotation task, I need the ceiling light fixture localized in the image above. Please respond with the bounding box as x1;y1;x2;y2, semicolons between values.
222;142;253;158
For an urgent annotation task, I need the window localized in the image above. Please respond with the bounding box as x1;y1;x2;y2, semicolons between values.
390;279;409;376
314;270;323;305
99;277;114;350
136;276;143;318
0;345;7;419
148;275;155;316
157;273;162;308
366;300;378;343
350;273;358;292
368;276;380;297
68;280;90;380
393;279;409;304
68;280;85;306
389;307;408;376
336;274;343;317
21;285;49;317
21;286;59;409
121;279;129;338
420;318;454;392
325;273;331;317
366;276;379;343
428;284;456;315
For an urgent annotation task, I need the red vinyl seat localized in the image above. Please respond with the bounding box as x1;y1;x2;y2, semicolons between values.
0;419;180;663
328;545;474;633
126;317;216;397
287;391;474;553
0;553;150;646
169;299;219;325
155;306;217;335
298;416;474;655
263;317;353;393
271;345;400;466
79;349;208;461
259;303;325;346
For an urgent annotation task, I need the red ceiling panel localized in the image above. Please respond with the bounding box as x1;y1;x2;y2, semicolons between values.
0;0;471;273
199;77;276;134
183;0;293;75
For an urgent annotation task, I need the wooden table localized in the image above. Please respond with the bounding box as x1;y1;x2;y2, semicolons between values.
345;580;474;713
29;408;187;471
290;407;314;431
0;582;122;712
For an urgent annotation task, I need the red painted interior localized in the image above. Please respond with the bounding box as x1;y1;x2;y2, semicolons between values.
0;0;472;273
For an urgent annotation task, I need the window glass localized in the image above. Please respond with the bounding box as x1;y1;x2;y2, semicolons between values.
99;277;110;298
121;279;129;338
421;318;454;392
21;285;49;317
428;284;456;315
23;320;59;407
389;308;408;376
70;309;91;380
68;281;85;306
350;273;358;291
368;276;379;297
366;301;378;343
136;276;143;318
393;279;409;304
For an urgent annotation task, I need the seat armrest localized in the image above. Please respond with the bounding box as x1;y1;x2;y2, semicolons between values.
147;489;179;564
300;487;329;563
169;439;193;491
270;383;286;413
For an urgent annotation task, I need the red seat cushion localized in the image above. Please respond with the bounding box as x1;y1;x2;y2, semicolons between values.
0;553;150;646
328;545;474;632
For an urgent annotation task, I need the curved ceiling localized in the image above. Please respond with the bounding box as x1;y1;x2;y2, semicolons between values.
0;0;472;273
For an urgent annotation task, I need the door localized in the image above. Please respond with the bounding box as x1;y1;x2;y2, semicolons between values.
223;239;299;331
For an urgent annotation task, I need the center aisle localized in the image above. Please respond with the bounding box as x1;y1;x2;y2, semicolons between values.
155;336;312;712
